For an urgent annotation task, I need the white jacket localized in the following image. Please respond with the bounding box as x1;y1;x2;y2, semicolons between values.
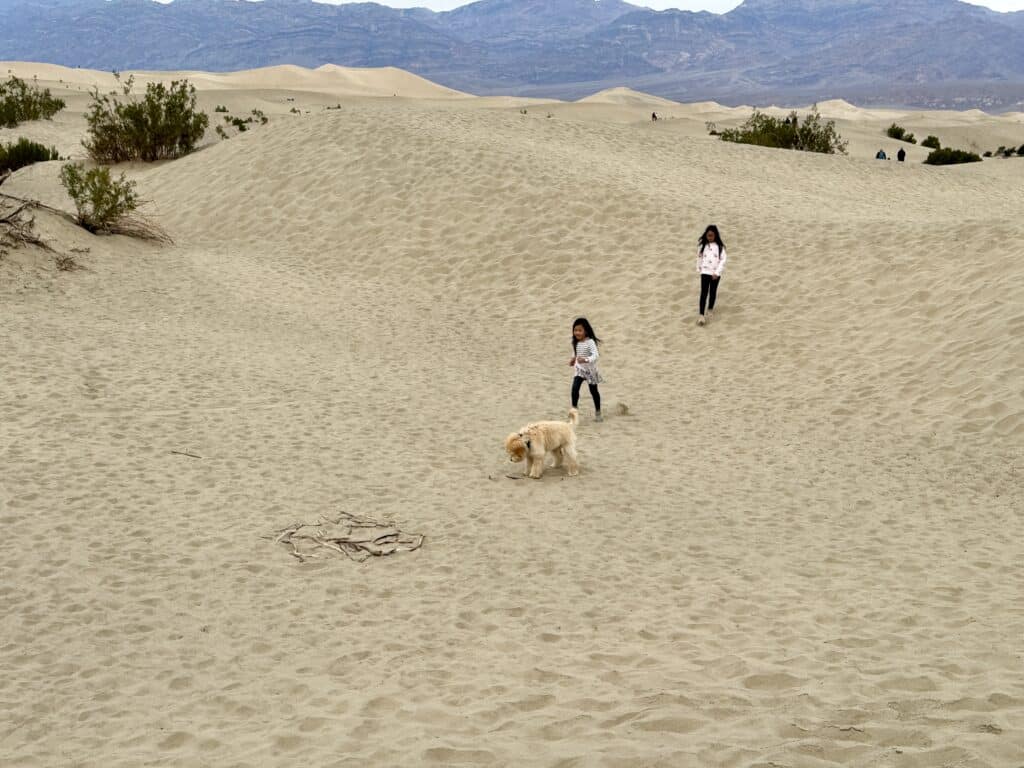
696;243;727;276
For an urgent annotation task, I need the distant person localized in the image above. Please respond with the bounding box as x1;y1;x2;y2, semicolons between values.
569;317;603;422
652;111;658;121
696;225;727;326
876;149;887;160
897;147;906;162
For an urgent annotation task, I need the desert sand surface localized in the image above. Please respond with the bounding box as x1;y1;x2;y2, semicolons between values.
2;62;1023;767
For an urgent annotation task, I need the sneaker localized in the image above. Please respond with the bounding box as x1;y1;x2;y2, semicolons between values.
697;314;706;326
594;411;604;422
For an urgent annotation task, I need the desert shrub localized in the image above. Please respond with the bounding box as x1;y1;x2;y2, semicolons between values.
921;135;941;149
0;137;60;173
83;74;209;162
719;108;847;154
59;163;139;232
1001;147;1015;158
924;147;982;165
214;105;228;113
1018;144;1024;155
886;123;917;143
215;125;228;139
251;108;268;125
290;107;300;114
983;150;993;157
0;76;66;127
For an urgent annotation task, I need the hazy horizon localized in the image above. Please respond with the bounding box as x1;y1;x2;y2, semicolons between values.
132;0;1024;13
308;0;1024;13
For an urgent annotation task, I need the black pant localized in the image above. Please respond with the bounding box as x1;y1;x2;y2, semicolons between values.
700;273;720;315
572;376;601;412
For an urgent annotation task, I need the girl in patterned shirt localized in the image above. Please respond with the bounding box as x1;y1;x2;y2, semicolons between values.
696;224;728;326
569;317;604;422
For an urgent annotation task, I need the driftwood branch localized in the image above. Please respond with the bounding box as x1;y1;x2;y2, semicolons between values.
0;198;58;254
0;191;173;245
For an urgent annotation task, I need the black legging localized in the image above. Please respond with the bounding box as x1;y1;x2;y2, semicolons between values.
572;376;601;411
700;273;721;315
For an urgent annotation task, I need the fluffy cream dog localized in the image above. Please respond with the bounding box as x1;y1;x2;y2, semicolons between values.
504;408;579;478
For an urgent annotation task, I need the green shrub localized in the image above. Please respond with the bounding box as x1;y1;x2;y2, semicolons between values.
1001;146;1015;158
921;135;941;149
924;147;982;165
1018;144;1024;156
0;137;60;173
719;108;847;154
983;150;993;157
59;163;139;232
0;76;66;128
214;105;228;113
886;122;917;144
83;75;209;162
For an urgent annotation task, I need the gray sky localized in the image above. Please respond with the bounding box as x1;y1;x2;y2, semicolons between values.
315;0;1024;12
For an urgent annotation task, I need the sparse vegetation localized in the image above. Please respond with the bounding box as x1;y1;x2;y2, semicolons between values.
924;147;982;165
214;105;229;113
83;74;209;162
705;120;719;136
0;76;66;128
886;122;917;144
921;135;941;149
59;163;139;232
54;253;81;271
290;107;301;114
718;108;847;154
1018;143;1024;155
0;137;60;174
219;107;268;135
983;150;993;157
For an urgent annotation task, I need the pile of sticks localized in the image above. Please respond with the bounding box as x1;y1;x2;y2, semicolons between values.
270;512;425;563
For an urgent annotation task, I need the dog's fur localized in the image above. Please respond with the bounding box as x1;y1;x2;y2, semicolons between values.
504;408;579;478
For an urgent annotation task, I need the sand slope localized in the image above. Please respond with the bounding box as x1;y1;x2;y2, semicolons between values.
2;65;1023;767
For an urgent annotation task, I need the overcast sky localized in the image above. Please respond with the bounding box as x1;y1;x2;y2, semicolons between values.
314;0;1024;12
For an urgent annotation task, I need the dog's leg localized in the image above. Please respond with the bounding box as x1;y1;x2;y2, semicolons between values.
552;447;564;468
564;443;579;476
529;452;545;479
524;456;535;477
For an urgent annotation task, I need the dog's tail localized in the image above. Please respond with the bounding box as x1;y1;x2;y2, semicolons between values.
568;407;579;426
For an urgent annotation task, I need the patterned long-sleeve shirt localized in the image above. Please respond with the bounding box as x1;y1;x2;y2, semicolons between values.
697;243;728;276
573;338;601;385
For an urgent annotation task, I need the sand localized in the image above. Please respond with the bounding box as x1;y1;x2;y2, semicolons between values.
2;62;1023;767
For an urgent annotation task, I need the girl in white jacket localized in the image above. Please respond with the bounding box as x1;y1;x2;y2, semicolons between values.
696;224;727;326
569;317;604;422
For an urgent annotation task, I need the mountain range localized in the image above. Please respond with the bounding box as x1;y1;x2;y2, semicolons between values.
3;0;1024;109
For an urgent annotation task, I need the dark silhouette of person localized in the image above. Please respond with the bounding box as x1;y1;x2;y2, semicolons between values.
651;112;658;121
876;149;887;160
897;147;906;162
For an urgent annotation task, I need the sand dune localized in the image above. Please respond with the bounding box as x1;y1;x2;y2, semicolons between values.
2;64;1023;767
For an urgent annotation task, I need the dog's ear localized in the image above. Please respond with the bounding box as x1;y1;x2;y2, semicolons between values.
505;433;524;461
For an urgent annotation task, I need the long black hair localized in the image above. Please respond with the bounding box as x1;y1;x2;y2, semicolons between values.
572;317;602;352
698;224;726;253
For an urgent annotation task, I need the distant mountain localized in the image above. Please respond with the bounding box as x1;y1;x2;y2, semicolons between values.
2;0;1023;109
